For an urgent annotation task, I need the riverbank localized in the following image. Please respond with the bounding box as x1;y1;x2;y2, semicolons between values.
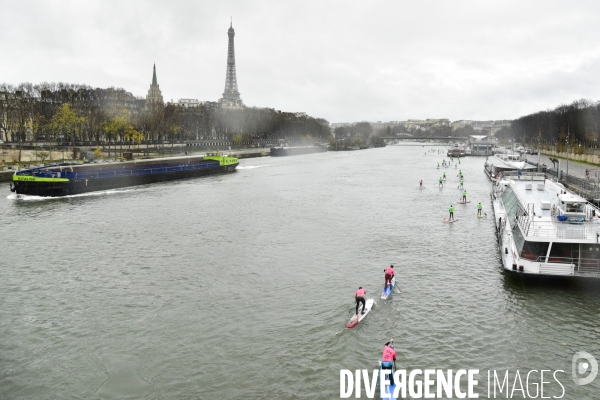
532;153;600;180
541;149;600;166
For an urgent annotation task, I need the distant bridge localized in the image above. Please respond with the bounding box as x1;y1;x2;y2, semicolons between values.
381;137;469;141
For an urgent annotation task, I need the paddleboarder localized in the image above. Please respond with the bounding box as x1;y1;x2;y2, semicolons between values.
449;205;454;221
477;202;482;216
355;287;367;315
462;190;467;203
384;265;394;291
459;178;464;189
381;339;397;385
419;179;423;187
439;177;443;188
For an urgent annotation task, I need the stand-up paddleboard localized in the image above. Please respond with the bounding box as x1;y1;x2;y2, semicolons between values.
443;218;459;223
458;201;471;204
346;298;374;328
381;277;396;300
477;215;484;218
379;363;398;400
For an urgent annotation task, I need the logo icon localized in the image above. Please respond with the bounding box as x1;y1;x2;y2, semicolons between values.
572;351;598;386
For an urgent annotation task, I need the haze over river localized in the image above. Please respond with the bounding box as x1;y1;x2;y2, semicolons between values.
1;145;599;399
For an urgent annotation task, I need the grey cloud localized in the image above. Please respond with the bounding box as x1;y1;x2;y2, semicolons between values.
2;0;600;122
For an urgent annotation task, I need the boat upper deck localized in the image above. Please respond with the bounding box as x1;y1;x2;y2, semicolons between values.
486;155;537;171
499;172;600;241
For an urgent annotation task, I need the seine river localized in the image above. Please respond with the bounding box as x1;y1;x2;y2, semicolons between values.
1;145;599;399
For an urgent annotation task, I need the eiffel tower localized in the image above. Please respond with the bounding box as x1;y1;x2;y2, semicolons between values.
220;21;243;108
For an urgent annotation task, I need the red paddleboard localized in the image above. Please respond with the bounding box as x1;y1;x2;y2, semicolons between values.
458;201;471;204
346;298;374;328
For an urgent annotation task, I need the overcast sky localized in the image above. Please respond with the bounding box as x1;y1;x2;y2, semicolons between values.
2;0;600;123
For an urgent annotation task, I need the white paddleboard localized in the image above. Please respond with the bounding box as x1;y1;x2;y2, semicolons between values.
346;298;374;328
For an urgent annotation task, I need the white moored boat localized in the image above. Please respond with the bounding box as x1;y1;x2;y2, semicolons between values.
492;171;600;278
484;153;537;183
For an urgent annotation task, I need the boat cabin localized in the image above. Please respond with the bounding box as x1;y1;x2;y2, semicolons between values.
557;193;586;222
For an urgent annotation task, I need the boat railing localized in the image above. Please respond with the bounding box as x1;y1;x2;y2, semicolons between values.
501;171;546;181
526;223;600;240
529;256;600;276
585;201;600;220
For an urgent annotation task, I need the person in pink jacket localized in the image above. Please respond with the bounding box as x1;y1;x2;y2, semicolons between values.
355;287;366;315
381;339;397;385
384;265;395;290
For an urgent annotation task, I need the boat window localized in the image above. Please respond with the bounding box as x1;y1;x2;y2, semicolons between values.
501;186;521;222
512;224;525;253
580;245;600;270
564;203;584;213
520;241;549;261
548;243;579;263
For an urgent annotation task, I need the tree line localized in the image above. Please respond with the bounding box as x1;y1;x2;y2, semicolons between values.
0;82;332;145
496;99;600;153
333;122;386;148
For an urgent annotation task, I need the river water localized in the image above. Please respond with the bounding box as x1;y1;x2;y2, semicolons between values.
1;145;599;399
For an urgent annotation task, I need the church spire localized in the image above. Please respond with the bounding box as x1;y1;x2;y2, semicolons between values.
152;63;158;87
146;63;163;105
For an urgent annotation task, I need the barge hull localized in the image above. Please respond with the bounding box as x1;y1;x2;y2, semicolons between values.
13;163;237;197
